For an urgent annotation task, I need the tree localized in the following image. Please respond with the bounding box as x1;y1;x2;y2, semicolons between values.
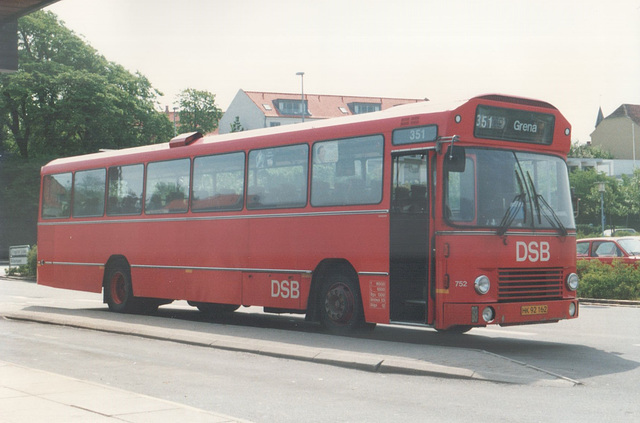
570;168;640;230
0;11;173;158
619;169;640;224
569;142;613;159
0;11;174;253
176;88;222;134
230;116;244;133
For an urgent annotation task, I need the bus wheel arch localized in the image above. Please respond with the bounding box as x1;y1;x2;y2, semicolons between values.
308;259;366;333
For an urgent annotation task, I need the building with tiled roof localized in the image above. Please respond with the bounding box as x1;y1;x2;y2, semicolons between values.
218;89;425;134
590;104;640;160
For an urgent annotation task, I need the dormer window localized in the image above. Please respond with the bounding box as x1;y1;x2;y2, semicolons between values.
349;102;381;114
274;99;310;116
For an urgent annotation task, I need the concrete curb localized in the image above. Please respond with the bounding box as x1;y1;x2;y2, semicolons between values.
3;309;495;383
579;298;640;306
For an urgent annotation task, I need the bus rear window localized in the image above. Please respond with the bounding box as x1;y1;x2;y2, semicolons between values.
42;173;72;219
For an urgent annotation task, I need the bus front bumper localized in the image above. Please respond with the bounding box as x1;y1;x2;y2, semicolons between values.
440;299;579;330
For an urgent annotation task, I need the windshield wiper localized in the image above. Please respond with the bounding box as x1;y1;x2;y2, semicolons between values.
526;172;567;236
497;195;525;236
497;171;527;236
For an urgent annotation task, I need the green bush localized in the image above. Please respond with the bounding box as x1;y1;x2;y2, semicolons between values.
26;245;38;277
577;259;640;300
576;224;600;239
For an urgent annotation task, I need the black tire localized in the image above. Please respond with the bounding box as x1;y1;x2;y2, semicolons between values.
319;271;365;333
104;261;138;313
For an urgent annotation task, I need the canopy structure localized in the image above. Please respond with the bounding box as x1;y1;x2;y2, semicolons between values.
0;0;61;72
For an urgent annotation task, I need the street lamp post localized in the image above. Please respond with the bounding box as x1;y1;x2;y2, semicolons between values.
173;107;178;136
597;181;606;234
296;72;305;123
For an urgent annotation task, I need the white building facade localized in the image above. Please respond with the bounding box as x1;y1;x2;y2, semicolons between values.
218;89;424;134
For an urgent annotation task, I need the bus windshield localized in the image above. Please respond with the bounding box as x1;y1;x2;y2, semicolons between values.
445;148;575;233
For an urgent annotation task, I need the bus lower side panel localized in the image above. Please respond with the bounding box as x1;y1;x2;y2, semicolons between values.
38;262;103;294
132;267;312;310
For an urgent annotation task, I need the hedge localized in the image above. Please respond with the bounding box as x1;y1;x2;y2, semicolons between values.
577;259;640;300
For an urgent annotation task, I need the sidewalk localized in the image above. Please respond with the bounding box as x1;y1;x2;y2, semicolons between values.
0;360;250;423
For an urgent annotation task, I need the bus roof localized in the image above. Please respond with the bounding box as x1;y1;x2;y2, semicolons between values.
41;94;565;173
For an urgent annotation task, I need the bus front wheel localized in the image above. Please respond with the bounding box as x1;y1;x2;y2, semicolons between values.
105;262;137;313
319;272;365;333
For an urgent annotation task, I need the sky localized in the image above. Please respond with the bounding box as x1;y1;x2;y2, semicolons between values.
45;0;640;144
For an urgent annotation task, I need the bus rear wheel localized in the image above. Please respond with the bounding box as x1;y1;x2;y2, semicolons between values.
319;272;365;333
105;262;137;313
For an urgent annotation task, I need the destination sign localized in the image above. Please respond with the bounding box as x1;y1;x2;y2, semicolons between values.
393;125;438;145
474;105;555;145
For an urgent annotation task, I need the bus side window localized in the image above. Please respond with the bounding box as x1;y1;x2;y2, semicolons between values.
73;168;106;218
311;135;383;207
192;152;245;212
107;164;144;216
145;159;191;214
247;144;308;210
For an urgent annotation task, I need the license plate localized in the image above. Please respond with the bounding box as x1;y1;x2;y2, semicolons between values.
521;304;548;315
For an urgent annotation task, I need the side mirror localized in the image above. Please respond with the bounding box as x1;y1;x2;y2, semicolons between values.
445;145;466;172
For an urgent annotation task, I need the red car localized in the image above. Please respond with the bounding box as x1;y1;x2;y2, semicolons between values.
577;237;640;265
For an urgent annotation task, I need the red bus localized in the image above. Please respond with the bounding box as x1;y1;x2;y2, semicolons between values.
38;94;579;333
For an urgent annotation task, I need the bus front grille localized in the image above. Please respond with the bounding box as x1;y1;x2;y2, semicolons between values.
497;267;564;302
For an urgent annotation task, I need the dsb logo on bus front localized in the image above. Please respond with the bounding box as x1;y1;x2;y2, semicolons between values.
516;241;550;262
516;241;551;263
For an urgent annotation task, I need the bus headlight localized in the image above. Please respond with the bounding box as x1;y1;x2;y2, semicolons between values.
569;302;577;317
474;275;490;295
566;273;579;291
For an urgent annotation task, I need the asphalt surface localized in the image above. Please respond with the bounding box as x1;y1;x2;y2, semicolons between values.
3;265;619;422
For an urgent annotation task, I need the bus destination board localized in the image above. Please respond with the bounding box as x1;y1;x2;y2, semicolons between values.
474;105;555;145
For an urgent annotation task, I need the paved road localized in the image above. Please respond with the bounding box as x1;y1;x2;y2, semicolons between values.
1;275;639;422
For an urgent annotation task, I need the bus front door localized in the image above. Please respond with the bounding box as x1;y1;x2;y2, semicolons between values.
390;153;430;323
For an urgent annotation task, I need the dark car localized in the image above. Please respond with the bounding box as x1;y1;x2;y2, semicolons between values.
577;237;640;265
